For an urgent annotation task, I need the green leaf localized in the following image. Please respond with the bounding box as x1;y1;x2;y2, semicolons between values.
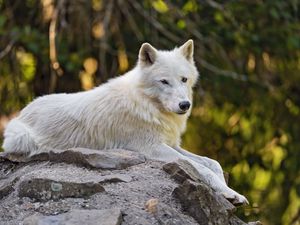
177;19;186;29
152;0;168;13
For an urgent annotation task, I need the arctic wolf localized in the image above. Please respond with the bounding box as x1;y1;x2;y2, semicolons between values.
2;40;248;205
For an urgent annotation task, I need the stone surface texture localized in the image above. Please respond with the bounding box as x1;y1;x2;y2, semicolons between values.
23;209;122;225
0;148;259;225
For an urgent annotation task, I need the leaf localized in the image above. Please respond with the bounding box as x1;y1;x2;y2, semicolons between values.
152;0;168;13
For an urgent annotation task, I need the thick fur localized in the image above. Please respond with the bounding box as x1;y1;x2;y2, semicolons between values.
2;40;248;204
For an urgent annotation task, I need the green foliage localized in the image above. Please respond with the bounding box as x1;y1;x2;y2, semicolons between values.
0;1;299;224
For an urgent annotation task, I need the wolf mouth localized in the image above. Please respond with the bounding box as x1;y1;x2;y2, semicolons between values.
176;111;188;115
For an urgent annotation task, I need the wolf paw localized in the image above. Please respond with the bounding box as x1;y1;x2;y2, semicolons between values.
222;192;249;206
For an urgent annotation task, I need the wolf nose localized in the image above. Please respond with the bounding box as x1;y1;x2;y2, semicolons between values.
179;101;191;111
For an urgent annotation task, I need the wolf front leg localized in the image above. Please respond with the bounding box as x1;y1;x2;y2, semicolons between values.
174;146;226;184
145;143;248;205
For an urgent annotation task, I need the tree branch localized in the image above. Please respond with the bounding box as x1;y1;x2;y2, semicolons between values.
117;0;144;41
99;0;114;80
0;40;15;60
49;0;65;93
129;0;181;43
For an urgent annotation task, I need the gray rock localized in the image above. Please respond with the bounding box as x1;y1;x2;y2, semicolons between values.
97;174;132;183
164;159;229;186
164;159;248;225
163;159;201;183
173;179;245;225
0;176;19;199
145;198;195;225
24;165;132;184
18;178;105;201
23;208;122;225
1;148;146;169
0;149;253;225
0;152;27;164
0;156;20;178
230;215;249;225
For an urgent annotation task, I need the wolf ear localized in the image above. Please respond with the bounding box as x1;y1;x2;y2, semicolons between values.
179;39;194;62
139;43;157;66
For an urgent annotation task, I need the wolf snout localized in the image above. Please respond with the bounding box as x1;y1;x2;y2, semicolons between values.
179;101;191;111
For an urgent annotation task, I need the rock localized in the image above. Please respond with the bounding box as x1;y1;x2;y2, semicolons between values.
145;198;195;225
15;165;135;200
163;158;229;186
163;159;201;183
23;208;122;225
173;179;245;225
1;148;146;170
97;174;132;183
0;149;255;224
164;159;228;186
18;178;105;201
0;156;20;178
164;160;248;224
230;215;249;225
0;176;19;199
0;152;27;164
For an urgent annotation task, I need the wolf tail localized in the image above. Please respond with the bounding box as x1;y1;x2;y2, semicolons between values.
2;118;38;153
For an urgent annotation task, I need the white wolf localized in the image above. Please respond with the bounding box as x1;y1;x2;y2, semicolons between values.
2;40;248;205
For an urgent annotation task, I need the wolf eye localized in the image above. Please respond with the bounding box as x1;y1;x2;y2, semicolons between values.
181;77;187;83
160;79;169;85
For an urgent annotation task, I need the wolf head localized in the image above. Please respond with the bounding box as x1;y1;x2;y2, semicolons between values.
137;40;199;115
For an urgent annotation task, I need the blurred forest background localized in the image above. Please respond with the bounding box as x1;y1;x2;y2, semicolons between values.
0;0;299;224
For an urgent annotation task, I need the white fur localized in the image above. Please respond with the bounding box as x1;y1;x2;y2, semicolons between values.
2;40;248;205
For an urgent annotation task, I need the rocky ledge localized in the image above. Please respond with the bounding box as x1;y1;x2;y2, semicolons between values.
0;148;260;225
